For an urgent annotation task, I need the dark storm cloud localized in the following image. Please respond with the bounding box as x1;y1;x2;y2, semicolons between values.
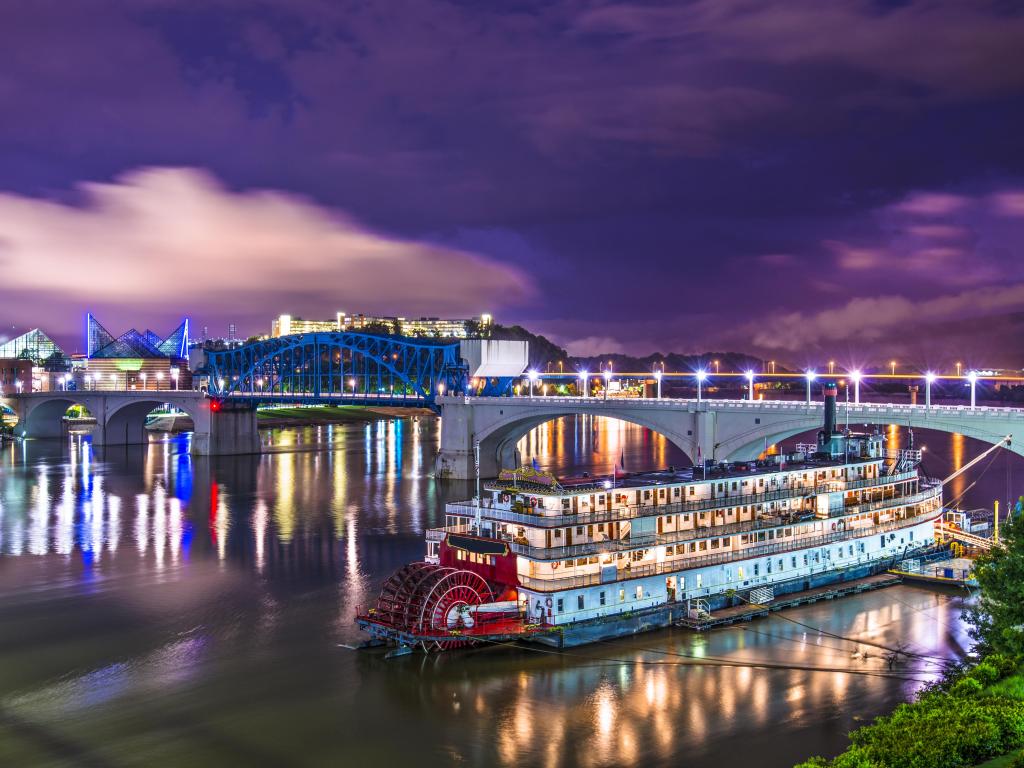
1;1;1023;361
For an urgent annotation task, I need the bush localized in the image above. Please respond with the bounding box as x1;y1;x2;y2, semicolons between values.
796;661;1024;768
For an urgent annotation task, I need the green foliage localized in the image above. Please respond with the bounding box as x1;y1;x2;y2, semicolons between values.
1012;750;1024;768
971;512;1024;656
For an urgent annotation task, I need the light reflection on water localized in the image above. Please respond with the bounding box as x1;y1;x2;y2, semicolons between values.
0;415;1014;767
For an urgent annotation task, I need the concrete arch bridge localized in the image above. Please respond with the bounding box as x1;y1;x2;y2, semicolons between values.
1;391;258;455
435;395;1024;479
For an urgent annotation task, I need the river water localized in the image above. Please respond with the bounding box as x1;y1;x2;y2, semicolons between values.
0;415;1014;768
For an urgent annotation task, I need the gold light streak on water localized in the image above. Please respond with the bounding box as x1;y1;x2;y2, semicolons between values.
950;432;966;504
274;450;296;542
254;499;268;572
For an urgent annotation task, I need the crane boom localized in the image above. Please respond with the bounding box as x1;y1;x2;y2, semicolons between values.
942;434;1012;487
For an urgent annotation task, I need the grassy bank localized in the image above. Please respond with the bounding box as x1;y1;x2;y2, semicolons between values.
796;656;1024;768
256;405;431;427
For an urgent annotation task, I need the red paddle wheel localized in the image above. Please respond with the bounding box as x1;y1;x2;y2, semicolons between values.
371;563;494;649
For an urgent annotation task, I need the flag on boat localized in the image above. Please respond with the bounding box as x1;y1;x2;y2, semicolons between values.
619;450;626;471
532;456;541;471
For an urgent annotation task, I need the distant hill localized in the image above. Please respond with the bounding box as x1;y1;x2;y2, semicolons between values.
486;324;771;374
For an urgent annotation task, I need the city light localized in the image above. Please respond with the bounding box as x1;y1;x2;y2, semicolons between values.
925;371;936;408
890;360;897;375
745;369;754;401
528;369;538;397
695;369;707;402
579;370;589;398
653;369;662;400
170;367;179;390
602;369;611;400
850;370;861;404
967;370;978;409
139;372;147;390
805;370;816;405
15;379;23;393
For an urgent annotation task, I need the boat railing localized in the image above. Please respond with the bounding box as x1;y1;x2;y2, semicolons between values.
515;509;941;593
446;470;920;529
503;483;941;561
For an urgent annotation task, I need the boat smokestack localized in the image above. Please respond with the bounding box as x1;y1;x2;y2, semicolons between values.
820;384;838;449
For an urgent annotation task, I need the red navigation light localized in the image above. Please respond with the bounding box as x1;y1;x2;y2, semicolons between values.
210;399;222;412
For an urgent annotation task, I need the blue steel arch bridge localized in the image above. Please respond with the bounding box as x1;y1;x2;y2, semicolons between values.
206;332;517;410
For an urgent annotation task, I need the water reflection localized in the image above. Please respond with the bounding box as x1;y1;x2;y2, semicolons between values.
0;416;1016;767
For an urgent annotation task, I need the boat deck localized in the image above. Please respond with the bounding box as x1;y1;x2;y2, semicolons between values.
676;573;902;631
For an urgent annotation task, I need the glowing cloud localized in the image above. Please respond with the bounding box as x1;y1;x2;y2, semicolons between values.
0;167;533;338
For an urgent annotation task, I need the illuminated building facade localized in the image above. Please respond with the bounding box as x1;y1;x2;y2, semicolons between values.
83;314;192;390
271;312;493;338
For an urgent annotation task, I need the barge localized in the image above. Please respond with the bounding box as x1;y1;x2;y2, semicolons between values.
357;385;942;652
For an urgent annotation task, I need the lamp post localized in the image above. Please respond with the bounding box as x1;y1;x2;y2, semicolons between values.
603;369;611;400
15;380;23;394
84;374;91;391
654;369;662;400
170;368;179;391
156;371;164;389
828;360;835;375
805;370;816;405
745;370;754;401
956;361;962;377
890;360;897;376
713;359;720;374
579;371;588;398
139;372;147;390
696;369;707;402
967;370;977;409
528;370;538;398
851;370;861;404
109;373;117;390
925;372;936;408
349;377;356;395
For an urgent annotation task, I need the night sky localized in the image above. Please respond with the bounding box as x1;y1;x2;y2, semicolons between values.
3;1;1024;367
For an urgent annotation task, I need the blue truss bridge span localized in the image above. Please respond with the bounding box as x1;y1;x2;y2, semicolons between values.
206;332;516;410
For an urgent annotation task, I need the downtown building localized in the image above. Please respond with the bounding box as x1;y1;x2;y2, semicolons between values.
271;311;493;339
0;328;72;394
83;315;192;391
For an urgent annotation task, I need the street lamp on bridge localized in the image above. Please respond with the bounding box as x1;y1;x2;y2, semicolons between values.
696;369;707;402
170;368;179;390
890;360;897;376
967;370;978;409
602;369;611;400
653;369;662;400
805;370;816;405
528;369;538;398
851;370;861;404
15;380;22;394
745;370;755;400
925;371;936;408
579;370;588;398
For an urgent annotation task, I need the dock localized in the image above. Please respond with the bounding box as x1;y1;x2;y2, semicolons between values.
888;556;977;589
676;573;902;631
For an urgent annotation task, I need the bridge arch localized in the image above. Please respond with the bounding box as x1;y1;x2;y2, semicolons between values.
717;410;1024;462
18;396;90;438
103;397;204;446
206;332;466;408
474;406;698;476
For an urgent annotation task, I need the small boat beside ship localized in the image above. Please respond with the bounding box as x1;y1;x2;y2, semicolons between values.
357;385;948;653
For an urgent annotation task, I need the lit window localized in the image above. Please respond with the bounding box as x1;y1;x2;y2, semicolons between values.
635;585;643;600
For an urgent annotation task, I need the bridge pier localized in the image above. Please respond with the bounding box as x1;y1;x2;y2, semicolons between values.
194;404;261;456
